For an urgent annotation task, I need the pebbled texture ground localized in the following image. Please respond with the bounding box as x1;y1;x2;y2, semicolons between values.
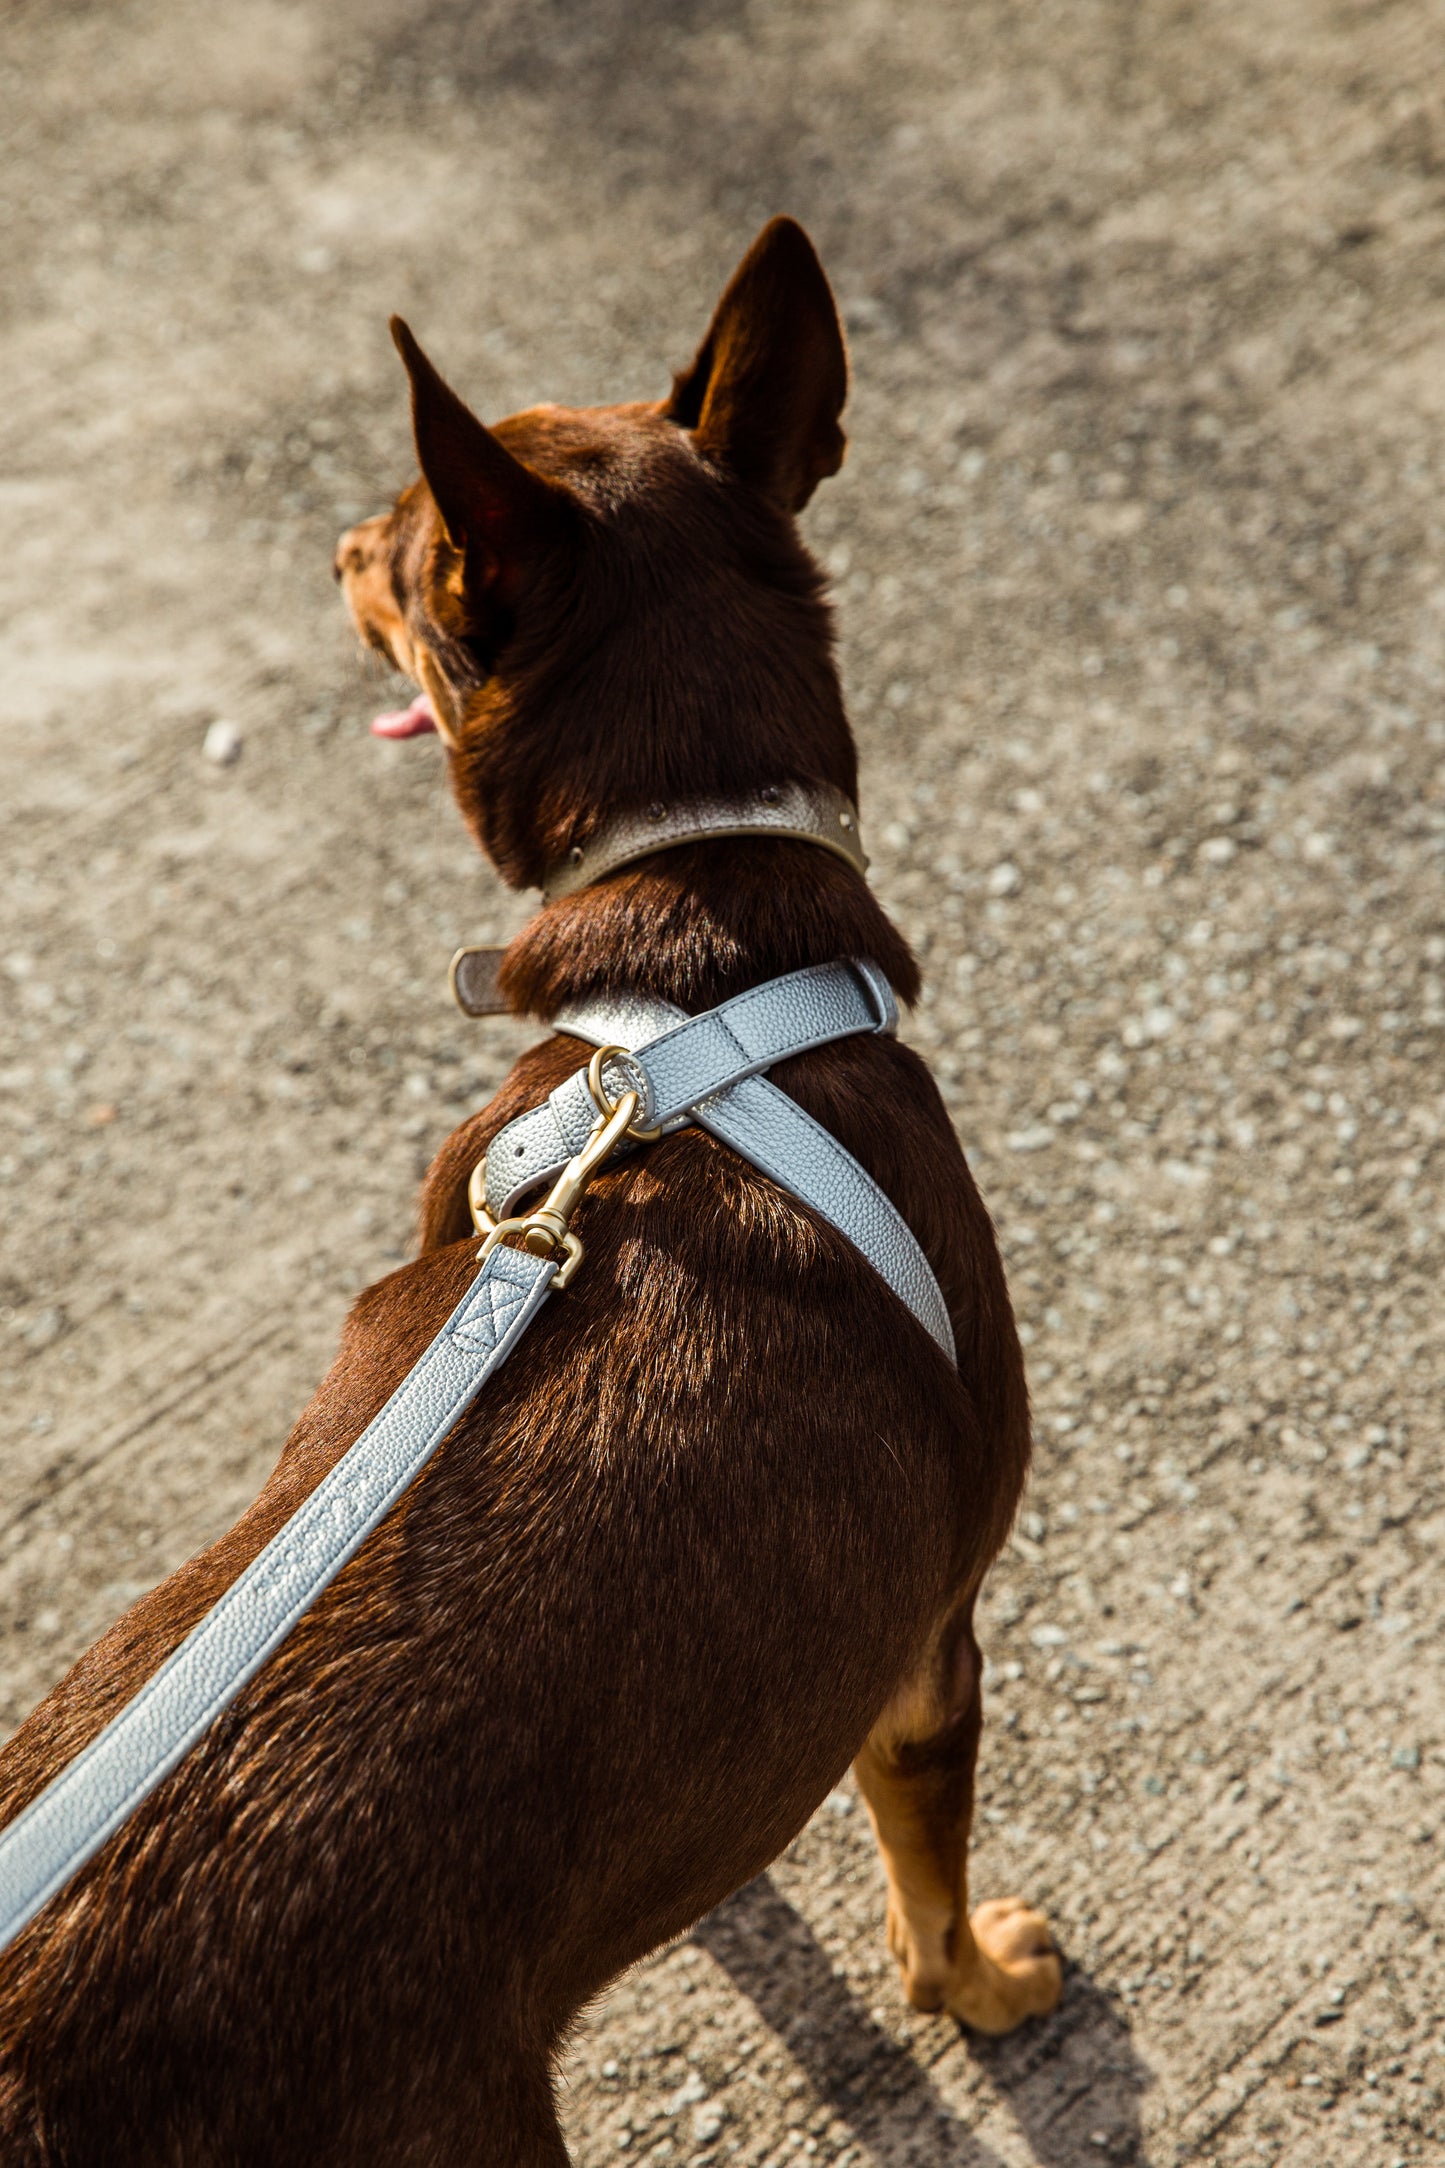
1;3;1442;2162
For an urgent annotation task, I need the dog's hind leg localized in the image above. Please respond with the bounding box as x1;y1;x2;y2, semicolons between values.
852;1592;1063;2034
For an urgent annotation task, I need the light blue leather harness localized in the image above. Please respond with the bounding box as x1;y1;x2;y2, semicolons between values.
0;959;952;1957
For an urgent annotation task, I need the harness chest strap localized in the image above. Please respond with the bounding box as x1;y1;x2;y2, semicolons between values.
0;958;951;1960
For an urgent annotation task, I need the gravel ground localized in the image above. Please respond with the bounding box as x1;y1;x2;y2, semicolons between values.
2;3;1443;2162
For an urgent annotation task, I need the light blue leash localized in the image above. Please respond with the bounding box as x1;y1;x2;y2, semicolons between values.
0;960;951;1956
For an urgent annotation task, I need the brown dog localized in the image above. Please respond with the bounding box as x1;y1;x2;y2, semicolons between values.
0;219;1060;2164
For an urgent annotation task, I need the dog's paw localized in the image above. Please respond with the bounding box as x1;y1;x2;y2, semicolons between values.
945;1896;1063;2035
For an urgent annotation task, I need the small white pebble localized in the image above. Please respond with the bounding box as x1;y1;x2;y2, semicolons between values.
988;860;1022;896
203;720;243;766
1005;1125;1055;1152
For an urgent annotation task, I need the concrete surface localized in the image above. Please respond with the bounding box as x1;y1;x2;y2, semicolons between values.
1;2;1442;2161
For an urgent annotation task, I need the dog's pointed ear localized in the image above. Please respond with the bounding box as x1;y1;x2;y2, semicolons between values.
390;316;573;585
663;218;848;512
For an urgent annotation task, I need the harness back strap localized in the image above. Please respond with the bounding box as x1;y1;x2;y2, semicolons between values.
484;962;956;1361
484;960;893;1214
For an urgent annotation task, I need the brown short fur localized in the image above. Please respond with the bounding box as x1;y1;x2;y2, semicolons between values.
0;218;1060;2165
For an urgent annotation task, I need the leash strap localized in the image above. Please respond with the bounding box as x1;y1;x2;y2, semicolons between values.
0;1247;556;1958
485;964;956;1361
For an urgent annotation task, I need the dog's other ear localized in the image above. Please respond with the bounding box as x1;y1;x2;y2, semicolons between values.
390;317;573;591
664;217;848;512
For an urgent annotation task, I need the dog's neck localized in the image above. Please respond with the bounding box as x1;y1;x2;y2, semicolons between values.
497;836;920;1020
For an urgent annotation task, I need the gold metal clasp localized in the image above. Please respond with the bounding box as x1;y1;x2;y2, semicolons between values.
472;1085;640;1291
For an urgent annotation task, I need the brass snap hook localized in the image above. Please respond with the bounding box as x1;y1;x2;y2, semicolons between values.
472;1085;642;1290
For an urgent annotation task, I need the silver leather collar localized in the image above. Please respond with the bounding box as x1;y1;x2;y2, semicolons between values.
540;780;868;904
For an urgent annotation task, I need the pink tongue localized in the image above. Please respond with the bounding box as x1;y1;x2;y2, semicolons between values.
370;693;437;739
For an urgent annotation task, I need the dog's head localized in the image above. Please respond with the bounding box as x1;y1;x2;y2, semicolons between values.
336;218;854;891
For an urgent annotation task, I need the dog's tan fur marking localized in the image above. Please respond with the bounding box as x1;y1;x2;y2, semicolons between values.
855;1595;1062;2030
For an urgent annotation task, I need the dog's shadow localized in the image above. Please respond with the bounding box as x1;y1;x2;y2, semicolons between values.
692;1874;1155;2166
